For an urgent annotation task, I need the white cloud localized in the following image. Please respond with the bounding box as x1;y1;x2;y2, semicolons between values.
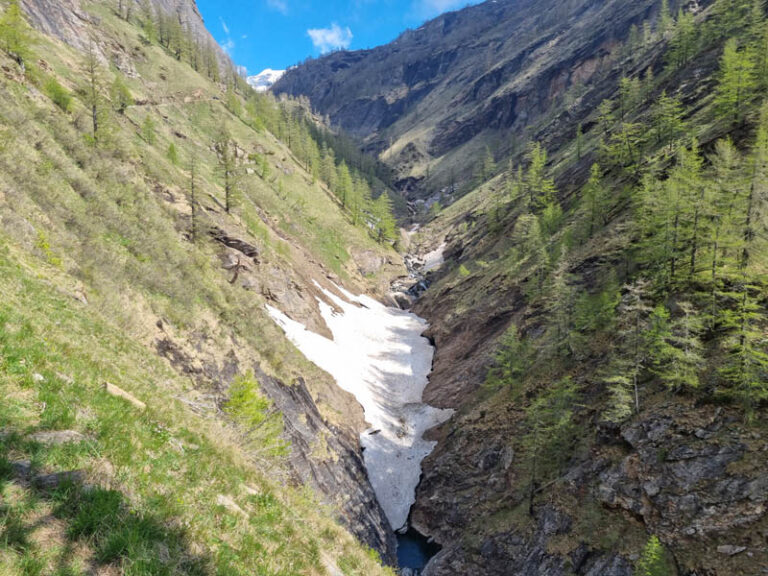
267;0;288;15
307;23;353;54
219;17;230;35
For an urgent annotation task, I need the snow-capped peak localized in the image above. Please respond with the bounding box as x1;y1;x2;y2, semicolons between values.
247;68;285;92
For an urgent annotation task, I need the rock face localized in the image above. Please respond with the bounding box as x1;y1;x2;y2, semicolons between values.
274;0;675;196
22;0;220;55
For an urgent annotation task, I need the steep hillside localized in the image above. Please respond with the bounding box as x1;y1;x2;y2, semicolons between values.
0;0;404;573
273;0;692;202
281;0;768;574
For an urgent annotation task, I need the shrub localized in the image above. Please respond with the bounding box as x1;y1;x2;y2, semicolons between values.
44;77;72;112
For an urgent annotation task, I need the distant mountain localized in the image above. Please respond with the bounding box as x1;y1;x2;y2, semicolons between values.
247;68;285;92
273;0;671;197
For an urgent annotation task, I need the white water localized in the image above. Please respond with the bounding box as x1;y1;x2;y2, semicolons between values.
266;282;453;531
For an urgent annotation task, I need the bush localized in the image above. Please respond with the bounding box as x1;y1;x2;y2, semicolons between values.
44;77;72;112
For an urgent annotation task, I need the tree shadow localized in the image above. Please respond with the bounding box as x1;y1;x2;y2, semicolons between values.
0;438;213;576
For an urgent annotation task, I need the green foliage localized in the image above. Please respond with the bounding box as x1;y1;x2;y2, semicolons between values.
141;114;156;144
523;378;579;501
485;325;530;390
44;77;72;112
109;73;133;114
525;142;557;211
716;38;757;124
0;0;31;66
167;142;179;165
602;280;653;422
580;163;610;238
647;302;705;392
635;535;672;576
225;373;289;459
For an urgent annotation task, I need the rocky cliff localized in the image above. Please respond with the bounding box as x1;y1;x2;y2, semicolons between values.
274;0;688;198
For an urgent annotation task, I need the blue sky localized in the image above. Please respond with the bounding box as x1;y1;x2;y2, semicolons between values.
196;0;481;76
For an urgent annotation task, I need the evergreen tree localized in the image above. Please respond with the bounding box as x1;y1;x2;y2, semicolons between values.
667;8;697;69
214;127;239;213
0;0;31;68
651;91;687;150
372;192;397;244
110;73;133;114
485;325;530;389
83;44;105;141
581;163;610;238
635;535;672;576
647;303;705;392
526;143;557;211
141;114;156;144
167;142;179;165
603;279;652;421
715;38;757;125
523;378;579;514
659;0;675;38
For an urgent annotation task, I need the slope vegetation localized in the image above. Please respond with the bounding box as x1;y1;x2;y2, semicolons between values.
0;0;402;573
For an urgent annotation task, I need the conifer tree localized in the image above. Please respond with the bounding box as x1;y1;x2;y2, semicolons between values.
715;38;757;125
581;163;610;238
110;73;133;114
214;127;239;213
636;535;671;576
647;303;704;392
526;143;557;211
485;325;529;389
524;378;579;514
0;0;31;68
603;279;652;421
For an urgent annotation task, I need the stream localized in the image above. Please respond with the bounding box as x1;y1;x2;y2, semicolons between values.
266;275;451;574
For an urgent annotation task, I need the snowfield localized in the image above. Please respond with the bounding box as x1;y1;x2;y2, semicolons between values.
266;282;453;531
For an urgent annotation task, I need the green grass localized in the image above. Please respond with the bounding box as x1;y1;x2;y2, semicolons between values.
0;1;399;573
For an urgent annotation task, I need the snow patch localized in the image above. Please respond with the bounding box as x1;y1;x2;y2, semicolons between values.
247;68;285;92
266;283;453;531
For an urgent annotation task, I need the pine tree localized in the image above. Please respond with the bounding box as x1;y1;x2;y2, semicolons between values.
110;73;133;114
603;279;652;421
83;44;104;141
523;378;579;514
651;91;687;150
485;325;529;389
141;114;156;144
636;535;671;576
581;163;610;238
189;153;199;243
647;303;705;392
335;161;353;208
715;39;757;125
167;142;179;165
667;8;697;69
214;127;239;213
526;143;557;211
0;0;31;68
372;192;396;244
659;0;675;38
482;146;497;181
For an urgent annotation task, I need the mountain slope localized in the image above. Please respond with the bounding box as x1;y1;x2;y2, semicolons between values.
0;0;402;572
281;0;768;574
274;0;681;200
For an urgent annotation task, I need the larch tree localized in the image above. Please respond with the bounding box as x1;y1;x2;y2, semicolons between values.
715;38;757;125
0;0;31;68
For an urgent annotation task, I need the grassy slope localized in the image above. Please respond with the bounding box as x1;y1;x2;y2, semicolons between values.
0;1;397;574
